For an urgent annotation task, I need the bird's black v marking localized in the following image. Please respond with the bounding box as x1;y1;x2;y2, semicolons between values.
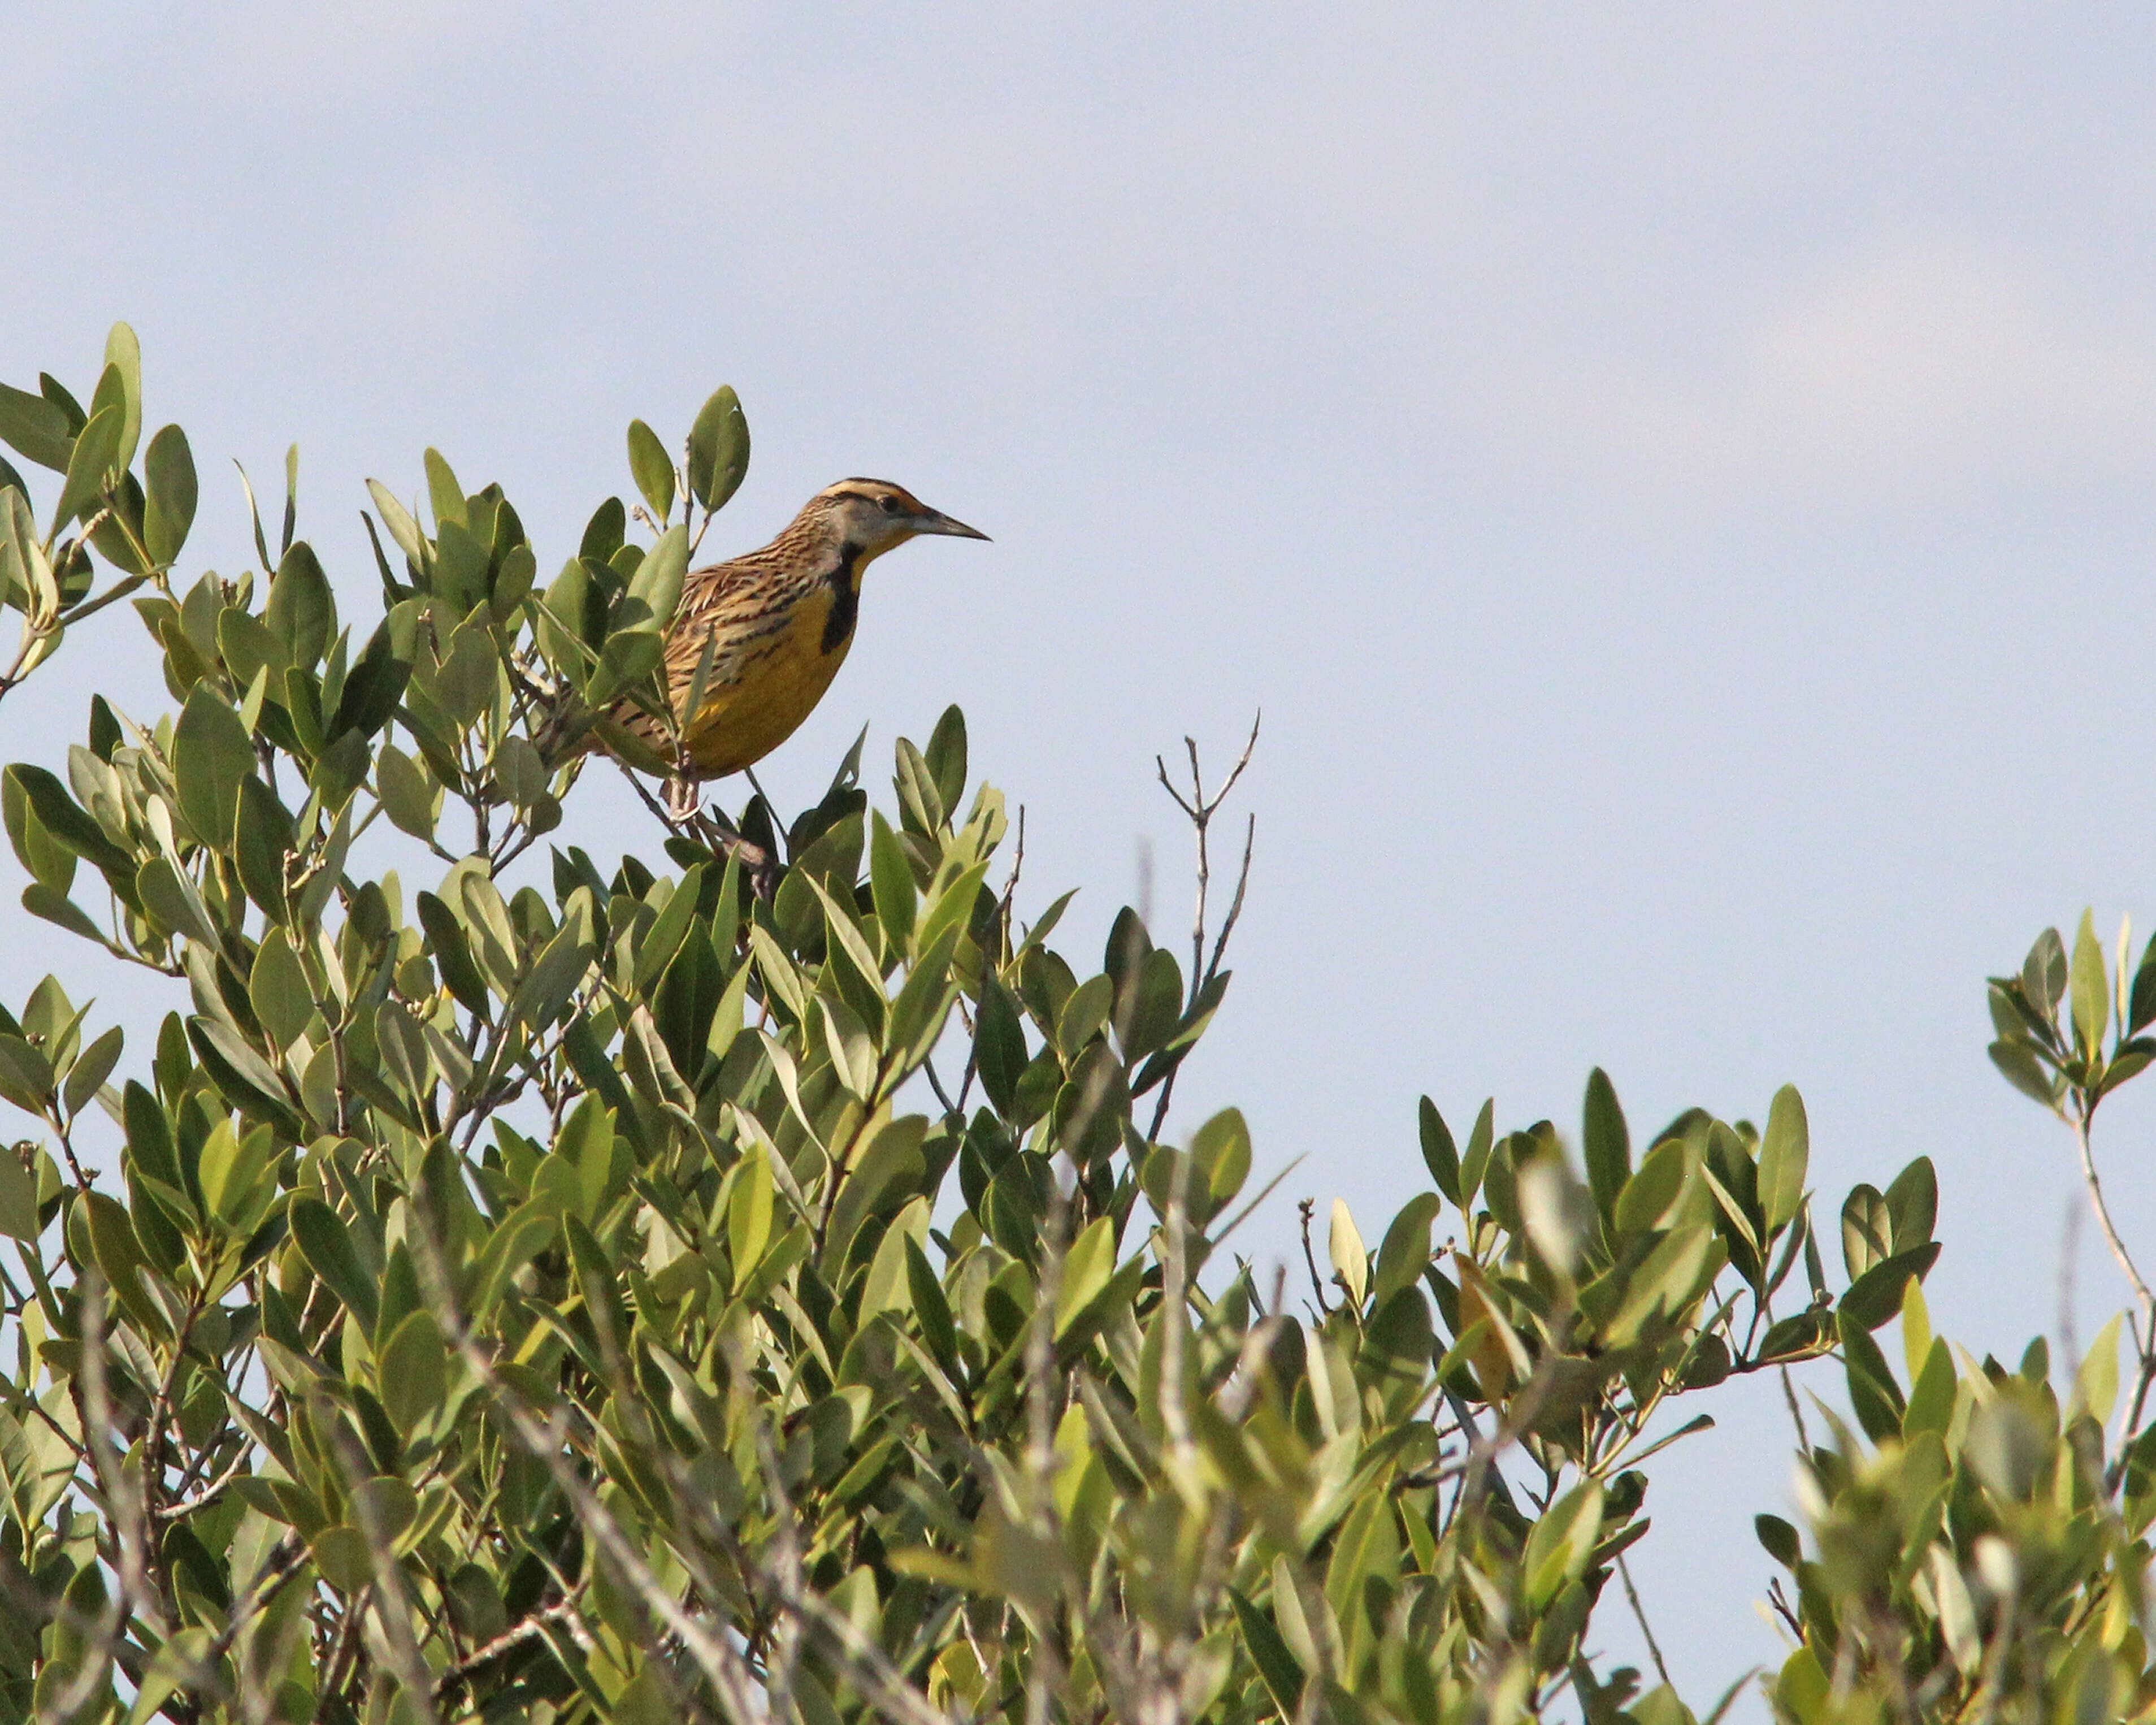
822;543;862;653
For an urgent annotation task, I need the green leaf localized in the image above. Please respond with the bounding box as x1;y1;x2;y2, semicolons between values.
2071;908;2109;1059
2025;925;2069;1012
5;763;131;880
218;610;289;694
2071;1312;2122;1425
1458;1099;1495;1203
1614;1137;1689;1236
424;448;465;531
1228;1586;1305;1723
235;774;296;918
280;443;299;555
589;627;662;708
626;418;675;521
1840;1243;1940;1330
432;619;496;726
1840;1184;1890;1280
198;1119;274;1231
62;1024;123;1119
142;424;197;565
868;811;917;952
366;479;427;569
1988;1037;2061;1108
975;977;1027;1115
4;769;70;891
1754;1514;1801;1570
1884;1156;1936;1252
1903;1340;1957;1438
1839;1309;1905;1442
0;380;73;471
329;621;412;743
860;1195;929;1319
310;1525;374;1593
0;1143;38;1239
1118;946;1184;1060
686;385;750;511
82;1189;164;1337
2129;940;2156;1034
1600;1219;1719;1347
101;324;142;472
186;1017;304;1137
266;542;334;666
903;1235;961;1377
469;1198;560;1320
918;858;991;959
22;883;102;946
378;1310;448;1435
1757;1084;1809;1233
1054;1216;1117;1338
1581;1067;1630;1225
3;487;56;628
925;704;968;814
1372;1192;1440;1308
135;856;218;947
1418;1096;1459;1204
376;742;437;842
627;523;689;634
289;1196;381;1332
1522;1479;1603;1610
893;736;945;834
728;1146;774;1290
51;403;124;535
1190;1106;1252;1211
173;683;256;849
250;928;315;1050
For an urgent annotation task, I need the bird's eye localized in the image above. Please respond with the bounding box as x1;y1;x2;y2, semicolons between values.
877;495;903;515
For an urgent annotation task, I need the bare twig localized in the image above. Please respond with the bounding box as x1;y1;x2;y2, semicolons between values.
1617;1553;1674;1689
435;1601;597;1700
1298;1198;1333;1316
1146;714;1261;1141
317;1395;445;1724
1778;1364;1814;1457
2068;1100;2156;1464
402;1190;771;1725
153;1433;255;1521
2069;1103;2153;1337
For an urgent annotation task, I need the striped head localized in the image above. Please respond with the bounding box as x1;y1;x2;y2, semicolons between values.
802;478;990;558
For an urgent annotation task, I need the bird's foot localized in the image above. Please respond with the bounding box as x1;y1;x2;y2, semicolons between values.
664;774;702;824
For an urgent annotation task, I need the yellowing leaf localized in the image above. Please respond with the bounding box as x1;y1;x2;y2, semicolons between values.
1328;1198;1368;1308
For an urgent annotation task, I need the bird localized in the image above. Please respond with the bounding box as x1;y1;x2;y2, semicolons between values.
588;478;988;798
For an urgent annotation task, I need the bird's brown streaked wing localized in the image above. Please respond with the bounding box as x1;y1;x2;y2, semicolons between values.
608;553;816;746
665;557;816;681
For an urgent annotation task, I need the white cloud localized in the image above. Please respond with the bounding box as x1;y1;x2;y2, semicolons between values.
1543;245;2156;513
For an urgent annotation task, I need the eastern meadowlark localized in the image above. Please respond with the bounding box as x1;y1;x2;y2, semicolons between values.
593;478;987;818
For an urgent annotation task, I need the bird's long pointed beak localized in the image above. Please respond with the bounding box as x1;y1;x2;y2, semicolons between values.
919;509;990;541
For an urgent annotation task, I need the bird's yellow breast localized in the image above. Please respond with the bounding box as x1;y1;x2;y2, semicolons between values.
680;582;853;778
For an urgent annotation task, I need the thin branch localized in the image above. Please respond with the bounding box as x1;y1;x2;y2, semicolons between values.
1298;1198;1333;1316
1145;714;1261;1141
1617;1553;1675;1689
154;1437;257;1521
1777;1364;1814;1457
435;1600;597;1700
2070;1103;2155;1339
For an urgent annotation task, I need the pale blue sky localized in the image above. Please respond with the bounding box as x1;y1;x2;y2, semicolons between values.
9;5;2156;1709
